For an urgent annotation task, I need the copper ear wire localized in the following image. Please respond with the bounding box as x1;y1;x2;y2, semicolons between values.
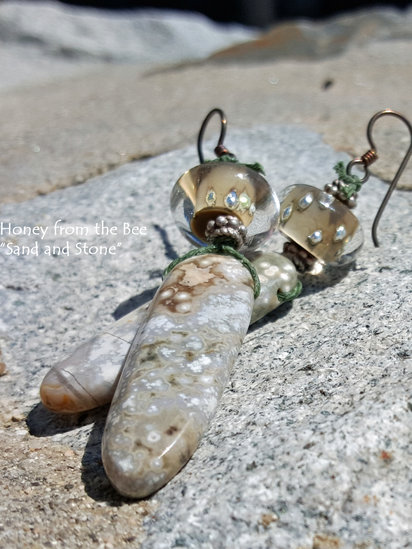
347;109;412;247
367;109;412;247
197;108;235;163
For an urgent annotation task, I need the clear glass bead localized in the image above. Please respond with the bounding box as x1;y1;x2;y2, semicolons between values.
278;184;364;269
170;162;279;251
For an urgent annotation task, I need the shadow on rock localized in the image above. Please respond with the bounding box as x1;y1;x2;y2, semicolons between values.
153;223;179;262
112;223;180;321
26;402;108;437
112;287;157;320
81;416;143;505
299;262;355;296
247;263;355;333
248;300;294;333
27;403;138;504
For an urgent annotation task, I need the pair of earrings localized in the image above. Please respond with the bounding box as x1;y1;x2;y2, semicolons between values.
40;108;412;499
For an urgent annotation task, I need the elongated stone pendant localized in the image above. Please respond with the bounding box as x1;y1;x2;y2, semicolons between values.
102;253;255;498
40;307;148;413
40;251;298;414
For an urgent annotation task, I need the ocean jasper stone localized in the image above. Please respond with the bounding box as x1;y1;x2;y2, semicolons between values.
250;251;298;323
40;252;299;414
40;307;148;413
102;253;254;498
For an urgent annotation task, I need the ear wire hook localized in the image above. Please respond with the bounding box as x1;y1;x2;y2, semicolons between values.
345;109;412;246
197;108;233;164
367;109;412;247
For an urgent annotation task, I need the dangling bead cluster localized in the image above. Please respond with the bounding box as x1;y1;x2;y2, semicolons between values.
205;214;247;248
323;159;371;209
324;180;358;208
282;241;317;273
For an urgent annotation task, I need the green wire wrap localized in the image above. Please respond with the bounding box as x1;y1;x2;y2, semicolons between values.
163;243;261;299
277;280;303;303
205;155;265;175
333;161;363;199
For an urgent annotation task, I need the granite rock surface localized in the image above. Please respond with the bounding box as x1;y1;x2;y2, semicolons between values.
0;126;411;548
1;3;411;546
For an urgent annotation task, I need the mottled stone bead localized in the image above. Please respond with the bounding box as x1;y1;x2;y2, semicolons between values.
40;307;148;413
40;252;299;414
102;254;254;498
249;251;298;323
279;184;363;265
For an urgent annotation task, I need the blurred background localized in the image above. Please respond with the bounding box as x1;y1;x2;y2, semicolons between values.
62;0;412;26
1;0;411;203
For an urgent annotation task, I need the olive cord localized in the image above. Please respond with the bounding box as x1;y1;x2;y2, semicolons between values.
277;280;303;303
163;242;261;299
164;244;304;304
333;161;363;199
205;155;265;175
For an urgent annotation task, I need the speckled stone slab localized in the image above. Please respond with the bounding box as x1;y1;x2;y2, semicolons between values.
102;254;255;498
40;251;297;413
40;305;149;413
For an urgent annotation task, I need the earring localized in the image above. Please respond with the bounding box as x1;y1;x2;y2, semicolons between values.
280;108;412;275
40;108;411;499
101;109;309;499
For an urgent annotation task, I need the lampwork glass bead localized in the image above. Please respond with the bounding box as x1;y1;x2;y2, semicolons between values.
278;184;364;267
170;162;279;250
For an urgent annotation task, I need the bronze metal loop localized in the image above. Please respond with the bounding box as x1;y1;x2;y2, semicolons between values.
197;108;228;164
367;109;412;247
